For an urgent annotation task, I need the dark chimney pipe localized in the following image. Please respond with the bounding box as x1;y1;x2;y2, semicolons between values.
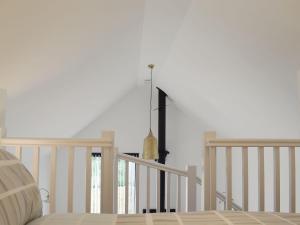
157;87;169;212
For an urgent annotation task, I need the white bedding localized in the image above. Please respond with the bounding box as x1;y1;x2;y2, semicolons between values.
26;211;300;225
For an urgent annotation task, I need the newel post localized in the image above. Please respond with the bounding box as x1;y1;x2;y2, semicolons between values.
186;165;197;212
101;131;116;214
0;89;7;138
202;131;216;210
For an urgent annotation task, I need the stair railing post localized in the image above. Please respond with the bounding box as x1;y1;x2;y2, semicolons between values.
186;165;197;212
100;131;116;213
203;131;216;210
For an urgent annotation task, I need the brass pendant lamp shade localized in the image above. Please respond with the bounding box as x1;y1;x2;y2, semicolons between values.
143;64;158;160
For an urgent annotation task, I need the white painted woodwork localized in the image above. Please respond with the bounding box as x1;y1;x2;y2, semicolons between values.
0;130;114;214
113;148;119;214
258;147;265;211
49;145;57;214
156;169;161;213
85;147;92;213
289;146;296;213
146;166;150;213
242;147;248;211
203;131;300;213
125;160;129;214
203;131;216;210
177;175;181;212
0;89;6;138
135;164;140;213
32;146;40;184
206;139;300;147
100;131;115;214
15;145;22;160
226;147;232;210
118;153;187;176
0;137;112;147
166;172;171;212
273;146;280;212
67;146;74;213
210;147;217;210
187;165;197;212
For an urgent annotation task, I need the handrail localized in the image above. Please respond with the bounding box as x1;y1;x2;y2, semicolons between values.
0;137;113;147
118;153;188;176
206;138;300;147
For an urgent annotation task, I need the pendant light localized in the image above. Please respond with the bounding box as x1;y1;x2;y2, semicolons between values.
143;64;158;160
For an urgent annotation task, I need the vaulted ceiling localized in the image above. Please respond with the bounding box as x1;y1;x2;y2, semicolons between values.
1;0;300;137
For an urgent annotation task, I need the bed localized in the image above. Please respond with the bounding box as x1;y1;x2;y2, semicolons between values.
1;148;299;225
27;211;300;225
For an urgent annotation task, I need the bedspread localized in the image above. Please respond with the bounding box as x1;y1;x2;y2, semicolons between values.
27;211;300;225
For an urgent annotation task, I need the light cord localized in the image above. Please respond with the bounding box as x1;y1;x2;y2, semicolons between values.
149;67;153;132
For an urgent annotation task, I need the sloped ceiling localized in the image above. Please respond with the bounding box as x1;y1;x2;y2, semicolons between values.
2;0;300;137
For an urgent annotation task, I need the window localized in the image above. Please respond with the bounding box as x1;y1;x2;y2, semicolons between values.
91;153;139;214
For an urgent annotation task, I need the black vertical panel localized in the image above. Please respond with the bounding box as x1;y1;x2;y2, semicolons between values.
157;88;169;212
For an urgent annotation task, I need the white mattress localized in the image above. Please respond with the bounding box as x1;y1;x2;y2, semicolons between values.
26;211;300;225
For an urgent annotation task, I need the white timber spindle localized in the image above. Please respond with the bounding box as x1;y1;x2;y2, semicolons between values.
289;146;296;213
135;164;140;213
67;146;75;213
166;172;171;212
49;145;57;214
156;169;161;213
273;146;280;212
210;147;217;210
177;175;181;212
85;146;92;213
242;147;248;211
15;145;22;160
0;89;6;138
125;160;129;214
258;147;265;211
146;166;150;213
187;165;197;212
226;147;232;210
32;145;40;184
114;149;119;214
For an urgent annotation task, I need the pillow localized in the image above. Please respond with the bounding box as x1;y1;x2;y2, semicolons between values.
0;149;42;225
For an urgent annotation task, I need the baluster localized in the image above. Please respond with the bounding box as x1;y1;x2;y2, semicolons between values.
32;145;40;184
67;146;75;213
146;167;150;213
242;147;248;211
289;146;296;213
226;147;232;210
258;147;265;211
156;169;160;213
85;146;92;213
177;175;181;212
273;146;280;212
50;145;57;213
114;149;119;214
15;145;22;160
166;172;171;212
136;164;140;213
210;147;217;210
125;160;129;214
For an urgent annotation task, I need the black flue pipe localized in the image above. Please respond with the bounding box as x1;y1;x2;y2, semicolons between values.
157;87;169;212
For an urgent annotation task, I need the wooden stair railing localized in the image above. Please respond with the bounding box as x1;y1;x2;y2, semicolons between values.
0;131;115;214
203;131;298;213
